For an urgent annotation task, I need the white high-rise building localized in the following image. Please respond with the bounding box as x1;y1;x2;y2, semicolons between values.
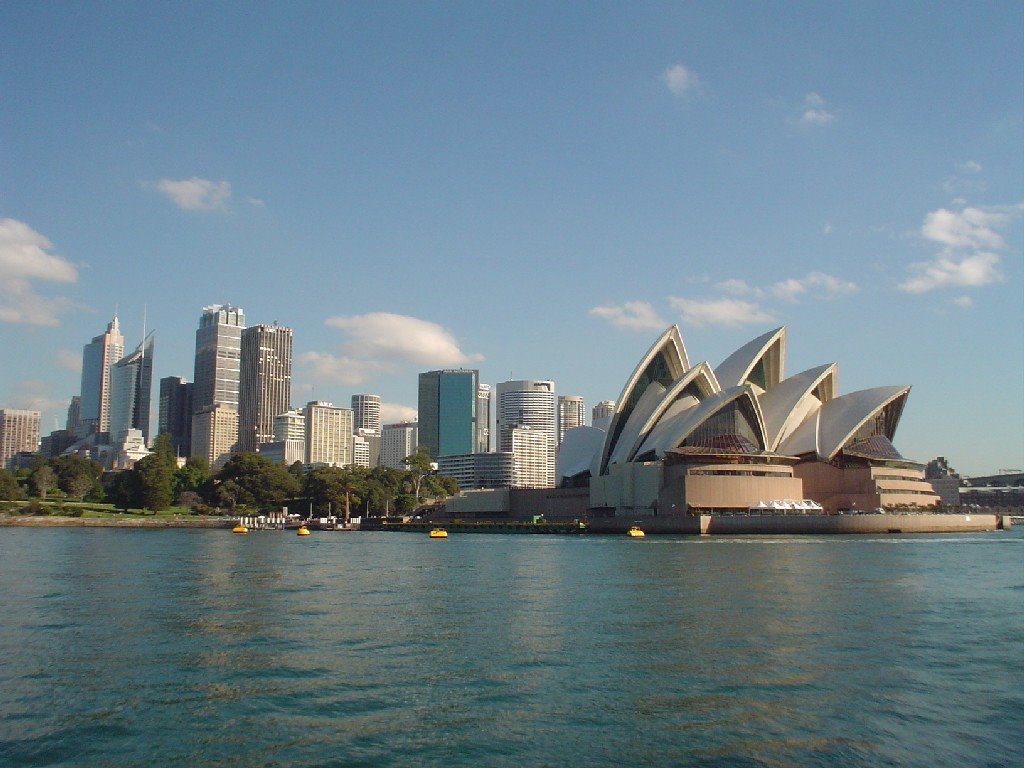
496;379;556;488
351;394;381;433
509;426;551;488
381;421;418;469
476;384;491;452
0;409;40;469
304;401;353;467
192;305;244;463
557;395;585;446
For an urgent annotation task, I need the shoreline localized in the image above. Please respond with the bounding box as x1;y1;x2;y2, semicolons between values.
0;515;234;529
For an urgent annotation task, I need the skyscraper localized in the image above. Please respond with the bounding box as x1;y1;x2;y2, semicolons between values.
79;314;124;434
418;369;478;460
351;394;381;433
592;399;616;426
0;409;40;469
109;332;155;443
496;379;556;488
192;305;244;464
558;395;586;445
304;401;353;467
192;305;245;412
158;377;193;458
238;323;293;453
476;384;492;453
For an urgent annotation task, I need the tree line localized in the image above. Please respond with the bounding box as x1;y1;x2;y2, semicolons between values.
0;434;458;517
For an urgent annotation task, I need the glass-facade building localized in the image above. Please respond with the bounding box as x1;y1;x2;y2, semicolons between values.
418;369;478;459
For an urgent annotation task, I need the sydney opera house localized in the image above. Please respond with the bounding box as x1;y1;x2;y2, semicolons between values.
555;325;940;517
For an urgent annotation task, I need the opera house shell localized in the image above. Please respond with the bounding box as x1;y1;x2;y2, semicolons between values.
558;326;939;516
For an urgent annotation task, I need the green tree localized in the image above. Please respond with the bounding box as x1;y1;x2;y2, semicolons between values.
210;453;300;511
50;454;103;501
133;452;175;511
172;455;210;501
0;468;23;501
29;464;56;500
402;447;433;500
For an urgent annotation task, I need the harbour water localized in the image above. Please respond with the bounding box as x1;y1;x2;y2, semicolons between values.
1;528;1021;767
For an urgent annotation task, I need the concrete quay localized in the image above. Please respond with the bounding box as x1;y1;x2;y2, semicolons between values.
586;512;1009;535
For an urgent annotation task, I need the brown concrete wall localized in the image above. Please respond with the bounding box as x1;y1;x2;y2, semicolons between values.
682;474;804;510
510;487;590;519
586;513;1000;535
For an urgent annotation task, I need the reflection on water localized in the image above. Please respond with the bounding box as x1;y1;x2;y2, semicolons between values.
0;528;1021;767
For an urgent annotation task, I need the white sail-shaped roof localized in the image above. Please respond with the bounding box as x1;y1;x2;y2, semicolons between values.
779;385;910;461
714;327;786;392
634;385;767;460
607;381;668;466
556;426;607;484
613;362;720;466
758;363;837;451
778;407;820;457
815;386;910;461
599;325;689;474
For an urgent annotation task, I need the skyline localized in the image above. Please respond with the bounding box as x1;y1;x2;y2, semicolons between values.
1;3;1022;476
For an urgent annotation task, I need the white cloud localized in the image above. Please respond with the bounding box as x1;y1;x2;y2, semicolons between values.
297;352;397;387
952;295;973;308
899;251;1003;294
589;301;667;331
798;92;836;126
957;161;983;174
900;202;1022;293
157;177;232;211
9;380;67;416
324;312;482;366
662;63;702;96
920;206;1009;250
716;278;753;296
380;403;418;425
669;297;778;328
770;272;858;302
0;218;78;326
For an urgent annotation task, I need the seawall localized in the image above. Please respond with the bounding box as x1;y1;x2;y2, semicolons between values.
587;513;1004;535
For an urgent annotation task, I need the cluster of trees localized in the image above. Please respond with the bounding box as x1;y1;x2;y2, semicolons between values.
0;435;458;517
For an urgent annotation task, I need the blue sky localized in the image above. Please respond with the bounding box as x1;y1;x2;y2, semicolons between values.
1;2;1021;477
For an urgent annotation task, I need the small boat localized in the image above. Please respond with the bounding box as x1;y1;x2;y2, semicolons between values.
429;528;448;539
297;524;311;536
232;523;248;534
626;526;645;538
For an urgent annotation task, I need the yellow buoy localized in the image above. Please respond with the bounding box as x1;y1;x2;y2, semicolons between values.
232;523;248;534
297;525;311;536
626;526;645;538
429;528;448;538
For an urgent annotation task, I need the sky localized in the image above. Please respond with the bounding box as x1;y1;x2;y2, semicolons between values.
1;2;1021;477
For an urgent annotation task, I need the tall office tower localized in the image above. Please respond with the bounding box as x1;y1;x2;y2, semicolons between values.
418;369;478;460
304;401;353;467
238;324;293;453
109;332;155;443
381;421;418;469
191;404;238;470
258;409;306;465
509;426;551;488
496;379;556;488
0;409;41;469
158;377;194;458
79;314;124;434
66;396;81;433
192;305;244;464
476;384;492;453
592;399;616;425
557;395;586;445
355;428;381;468
351;394;381;433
